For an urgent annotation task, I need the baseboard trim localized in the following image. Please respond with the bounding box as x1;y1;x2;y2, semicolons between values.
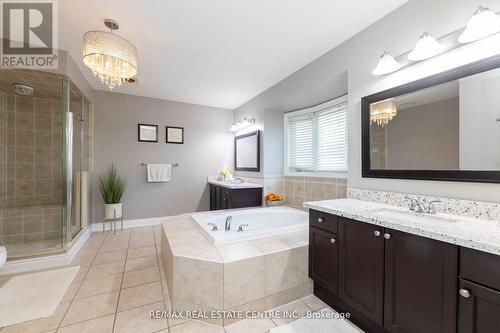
0;227;92;276
90;216;167;232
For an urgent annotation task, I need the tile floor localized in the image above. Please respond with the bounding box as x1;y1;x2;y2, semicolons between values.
0;225;356;333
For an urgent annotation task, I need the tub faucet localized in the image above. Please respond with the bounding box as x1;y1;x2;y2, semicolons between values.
225;216;232;231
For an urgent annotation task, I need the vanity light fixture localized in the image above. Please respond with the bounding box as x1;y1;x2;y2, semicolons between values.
408;33;445;61
458;6;500;43
370;100;397;126
230;117;255;132
372;52;402;76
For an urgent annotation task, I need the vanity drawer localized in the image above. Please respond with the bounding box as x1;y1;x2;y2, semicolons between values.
460;247;500;291
309;209;338;233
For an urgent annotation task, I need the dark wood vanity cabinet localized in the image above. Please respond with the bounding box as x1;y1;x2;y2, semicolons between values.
310;211;463;333
339;217;385;325
309;226;338;294
458;248;500;333
209;184;262;210
384;229;458;333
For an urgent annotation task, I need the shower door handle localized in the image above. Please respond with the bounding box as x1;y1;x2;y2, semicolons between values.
65;112;73;242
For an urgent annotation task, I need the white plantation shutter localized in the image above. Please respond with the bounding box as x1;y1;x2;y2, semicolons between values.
287;114;313;170
285;96;348;174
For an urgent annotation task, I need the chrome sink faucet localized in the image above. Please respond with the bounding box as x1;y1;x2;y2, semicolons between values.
405;196;441;214
225;215;232;231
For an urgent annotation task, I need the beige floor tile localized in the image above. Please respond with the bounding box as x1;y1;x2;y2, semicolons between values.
130;226;154;234
169;320;225;333
302;295;329;312
118;281;164;311
225;318;276;333
99;243;129;254
125;255;158;272
1;301;71;333
129;238;156;249
86;261;125;279
72;265;91;282
93;251;127;265
271;300;310;326
61;280;83;302
76;273;123;299
127;246;156;259
114;301;167;333
56;314;114;333
70;254;96;266
78;245;101;256
122;267;160;289
61;291;119;326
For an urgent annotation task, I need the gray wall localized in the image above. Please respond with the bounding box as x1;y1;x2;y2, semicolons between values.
386;98;459;170
93;91;233;221
234;0;500;203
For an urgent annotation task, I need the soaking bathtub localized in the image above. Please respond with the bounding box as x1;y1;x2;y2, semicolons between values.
191;206;308;245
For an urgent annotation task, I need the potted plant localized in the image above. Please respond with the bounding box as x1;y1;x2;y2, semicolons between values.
99;163;126;219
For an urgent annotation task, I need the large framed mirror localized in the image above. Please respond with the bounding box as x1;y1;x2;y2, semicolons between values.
235;130;260;172
362;55;500;183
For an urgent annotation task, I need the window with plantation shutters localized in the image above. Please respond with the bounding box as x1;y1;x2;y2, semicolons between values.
284;96;348;175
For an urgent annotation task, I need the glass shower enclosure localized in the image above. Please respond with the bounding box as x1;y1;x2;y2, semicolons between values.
0;69;92;258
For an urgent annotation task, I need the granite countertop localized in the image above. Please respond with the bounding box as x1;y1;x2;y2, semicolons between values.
304;198;500;256
207;177;263;189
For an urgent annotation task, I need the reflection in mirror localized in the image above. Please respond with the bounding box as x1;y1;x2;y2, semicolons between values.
369;67;500;171
235;130;260;171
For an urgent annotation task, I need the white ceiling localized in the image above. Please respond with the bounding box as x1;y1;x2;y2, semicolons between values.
60;0;407;109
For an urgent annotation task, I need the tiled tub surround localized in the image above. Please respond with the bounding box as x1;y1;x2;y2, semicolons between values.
304;196;500;256
238;175;348;208
161;214;312;327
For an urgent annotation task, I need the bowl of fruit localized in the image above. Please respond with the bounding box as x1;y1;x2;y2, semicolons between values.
265;192;284;207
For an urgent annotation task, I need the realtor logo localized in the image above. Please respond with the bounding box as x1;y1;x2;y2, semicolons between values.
0;0;58;68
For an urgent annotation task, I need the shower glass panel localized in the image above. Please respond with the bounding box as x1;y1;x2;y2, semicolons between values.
0;69;65;257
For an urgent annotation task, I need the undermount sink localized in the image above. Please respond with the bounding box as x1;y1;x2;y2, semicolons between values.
373;208;459;224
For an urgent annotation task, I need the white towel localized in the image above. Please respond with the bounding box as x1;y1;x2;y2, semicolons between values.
147;163;171;182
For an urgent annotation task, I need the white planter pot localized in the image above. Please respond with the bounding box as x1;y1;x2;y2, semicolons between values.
104;203;122;219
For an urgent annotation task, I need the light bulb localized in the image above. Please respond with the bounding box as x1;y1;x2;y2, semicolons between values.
408;33;445;61
372;52;402;76
458;6;500;43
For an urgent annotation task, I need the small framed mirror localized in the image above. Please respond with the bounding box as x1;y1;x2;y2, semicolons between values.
235;130;260;172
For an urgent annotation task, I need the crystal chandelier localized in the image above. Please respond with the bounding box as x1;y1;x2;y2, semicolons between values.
370;100;397;126
82;19;138;89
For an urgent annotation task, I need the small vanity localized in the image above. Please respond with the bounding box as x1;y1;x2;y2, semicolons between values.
208;178;263;210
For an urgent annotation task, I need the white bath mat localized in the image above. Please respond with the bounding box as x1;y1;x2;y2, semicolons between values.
0;266;79;327
270;308;364;333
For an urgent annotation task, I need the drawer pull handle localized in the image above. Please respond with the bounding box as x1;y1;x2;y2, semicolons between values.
330;238;336;244
384;233;391;240
374;230;381;237
317;218;324;223
459;289;471;298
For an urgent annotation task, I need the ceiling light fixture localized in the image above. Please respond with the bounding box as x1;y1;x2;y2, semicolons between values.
408;32;445;61
230;117;255;132
82;19;138;89
372;52;402;76
458;6;500;43
370;100;397;126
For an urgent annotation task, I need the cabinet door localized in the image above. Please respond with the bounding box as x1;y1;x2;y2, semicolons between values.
309;227;338;294
209;185;216;210
339;217;384;325
222;189;231;209
458;279;500;333
214;186;222;210
384;229;458;333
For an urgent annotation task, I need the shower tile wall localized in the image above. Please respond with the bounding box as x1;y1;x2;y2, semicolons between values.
0;93;62;245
